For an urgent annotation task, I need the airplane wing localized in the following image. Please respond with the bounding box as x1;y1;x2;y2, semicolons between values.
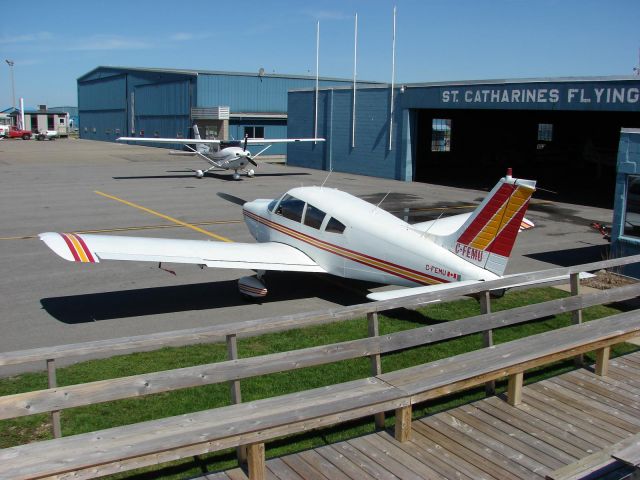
245;138;325;145
39;232;326;272
117;137;221;145
116;137;325;145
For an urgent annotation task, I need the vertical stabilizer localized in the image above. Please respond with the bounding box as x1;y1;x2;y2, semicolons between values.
192;124;210;154
441;169;536;276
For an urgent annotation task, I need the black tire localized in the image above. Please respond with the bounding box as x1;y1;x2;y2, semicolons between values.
22;134;30;140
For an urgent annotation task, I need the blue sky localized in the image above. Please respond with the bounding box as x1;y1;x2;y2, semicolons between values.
1;0;639;107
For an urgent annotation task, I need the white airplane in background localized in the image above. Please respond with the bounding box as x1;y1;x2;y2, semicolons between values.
117;126;324;180
40;169;536;301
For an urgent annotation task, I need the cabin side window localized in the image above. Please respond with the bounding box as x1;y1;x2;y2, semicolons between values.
325;217;346;234
303;204;326;230
275;194;305;223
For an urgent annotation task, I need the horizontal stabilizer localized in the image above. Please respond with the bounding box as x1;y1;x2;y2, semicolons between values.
367;272;594;302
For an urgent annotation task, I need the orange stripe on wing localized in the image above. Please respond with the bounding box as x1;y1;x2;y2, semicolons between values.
60;233;81;262
70;233;96;263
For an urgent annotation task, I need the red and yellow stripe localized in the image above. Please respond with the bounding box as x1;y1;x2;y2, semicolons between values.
457;183;534;257
60;233;96;263
244;210;451;286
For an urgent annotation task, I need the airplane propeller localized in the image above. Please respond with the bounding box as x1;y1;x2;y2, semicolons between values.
217;192;247;206
242;134;258;167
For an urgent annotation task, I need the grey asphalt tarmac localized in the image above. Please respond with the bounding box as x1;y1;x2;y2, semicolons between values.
0;138;613;374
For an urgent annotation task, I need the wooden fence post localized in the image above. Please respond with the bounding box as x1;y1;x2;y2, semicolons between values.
595;346;611;376
227;334;247;464
507;372;524;406
246;442;265;480
46;359;61;438
480;291;495;396
368;312;385;429
570;273;584;366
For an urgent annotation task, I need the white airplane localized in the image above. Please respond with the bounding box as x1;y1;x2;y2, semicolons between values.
40;169;536;301
116;126;324;180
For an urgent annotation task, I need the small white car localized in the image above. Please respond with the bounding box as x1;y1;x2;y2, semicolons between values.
35;130;59;141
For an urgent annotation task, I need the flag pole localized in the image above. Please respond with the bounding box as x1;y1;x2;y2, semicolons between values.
388;6;397;151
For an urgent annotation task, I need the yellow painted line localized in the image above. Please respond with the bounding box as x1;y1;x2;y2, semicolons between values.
94;191;233;242
0;220;242;241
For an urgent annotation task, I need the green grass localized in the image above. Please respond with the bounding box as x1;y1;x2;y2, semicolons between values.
0;287;637;479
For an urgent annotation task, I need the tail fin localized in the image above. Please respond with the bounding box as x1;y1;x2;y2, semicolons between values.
192;124;211;154
193;124;202;140
440;169;536;276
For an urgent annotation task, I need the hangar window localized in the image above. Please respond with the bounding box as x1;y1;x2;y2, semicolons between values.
303;204;326;230
431;119;452;152
275;194;304;222
624;176;640;237
538;123;553;142
244;126;264;139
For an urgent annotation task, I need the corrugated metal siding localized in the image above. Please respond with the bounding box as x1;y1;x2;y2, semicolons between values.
80;111;127;141
197;74;356;112
134;81;192;143
78;74;127;140
135;81;191;116
78;68;196;142
287;87;405;179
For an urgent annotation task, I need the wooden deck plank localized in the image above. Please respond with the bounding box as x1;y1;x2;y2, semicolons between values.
537;379;640;433
605;366;640;390
225;468;249;480
435;411;552;476
610;357;640;375
406;426;480;480
330;442;398;480
366;432;455;480
415;418;533;479
296;450;352;480
522;390;624;444
314;445;377;480
484;396;602;453
280;454;330;480
457;403;575;465
476;398;588;459
265;458;304;480
379;429;487;480
552;374;640;418
348;436;424;480
567;368;640;396
611;433;640;467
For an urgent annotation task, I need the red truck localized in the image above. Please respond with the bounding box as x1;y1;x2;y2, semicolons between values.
3;126;32;140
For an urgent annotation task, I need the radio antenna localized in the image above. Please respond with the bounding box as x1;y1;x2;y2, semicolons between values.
320;168;333;188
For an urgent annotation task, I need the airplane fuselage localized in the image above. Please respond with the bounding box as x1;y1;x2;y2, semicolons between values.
242;186;500;288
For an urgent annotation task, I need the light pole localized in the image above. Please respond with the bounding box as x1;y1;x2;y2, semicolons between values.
5;59;15;109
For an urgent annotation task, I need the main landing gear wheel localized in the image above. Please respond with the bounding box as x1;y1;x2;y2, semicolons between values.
232;172;241;180
247;169;255;177
195;170;204;178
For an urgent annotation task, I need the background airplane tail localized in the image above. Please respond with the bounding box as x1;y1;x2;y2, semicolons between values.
440;169;536;276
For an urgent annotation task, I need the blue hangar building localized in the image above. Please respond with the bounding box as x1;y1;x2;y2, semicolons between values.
77;66;380;156
287;76;640;206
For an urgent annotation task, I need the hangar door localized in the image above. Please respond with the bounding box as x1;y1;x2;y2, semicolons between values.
78;74;127;141
134;80;192;141
414;109;640;207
